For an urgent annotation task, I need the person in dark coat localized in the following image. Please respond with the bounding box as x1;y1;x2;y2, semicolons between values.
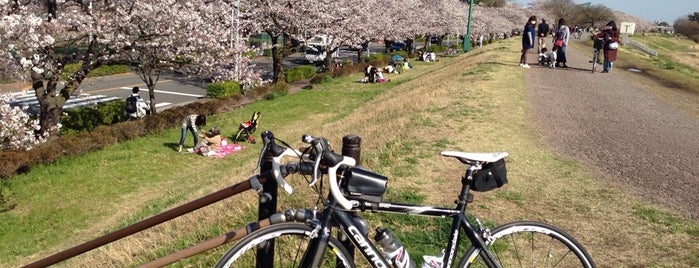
537;19;550;53
519;16;537;68
593;21;621;73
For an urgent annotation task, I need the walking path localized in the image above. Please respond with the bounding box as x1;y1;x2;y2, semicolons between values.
524;43;699;220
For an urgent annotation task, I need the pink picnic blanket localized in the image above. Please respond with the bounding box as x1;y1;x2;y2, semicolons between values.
209;139;245;158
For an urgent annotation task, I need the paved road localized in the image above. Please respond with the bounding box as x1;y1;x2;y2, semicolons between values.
7;73;208;114
524;42;699;220
7;42;441;112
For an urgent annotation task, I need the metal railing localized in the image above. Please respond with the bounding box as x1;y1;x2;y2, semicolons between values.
22;134;363;268
624;36;658;57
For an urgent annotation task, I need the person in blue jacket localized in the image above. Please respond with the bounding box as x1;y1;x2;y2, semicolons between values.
519;16;537;68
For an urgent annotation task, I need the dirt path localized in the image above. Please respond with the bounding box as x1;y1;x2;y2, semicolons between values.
523;43;699;221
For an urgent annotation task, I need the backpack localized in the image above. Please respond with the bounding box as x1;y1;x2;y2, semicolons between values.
125;96;138;114
555;27;566;40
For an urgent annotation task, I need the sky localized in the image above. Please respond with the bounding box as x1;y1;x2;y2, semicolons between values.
513;0;699;23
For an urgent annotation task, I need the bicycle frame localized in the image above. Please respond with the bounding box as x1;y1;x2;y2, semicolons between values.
299;167;501;268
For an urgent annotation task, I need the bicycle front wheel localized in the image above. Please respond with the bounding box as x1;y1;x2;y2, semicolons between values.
215;223;356;268
458;221;595;268
591;52;598;73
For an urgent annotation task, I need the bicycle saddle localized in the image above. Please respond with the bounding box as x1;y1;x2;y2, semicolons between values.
440;151;509;164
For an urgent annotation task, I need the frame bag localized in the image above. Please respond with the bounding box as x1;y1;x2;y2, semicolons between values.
340;167;388;203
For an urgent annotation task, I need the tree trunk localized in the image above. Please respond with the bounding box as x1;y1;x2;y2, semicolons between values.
135;65;160;115
282;33;293;57
269;32;285;83
33;74;68;136
406;38;415;56
34;84;60;136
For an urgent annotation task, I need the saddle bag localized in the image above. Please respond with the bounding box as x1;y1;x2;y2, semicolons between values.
470;159;508;192
340;167;388;203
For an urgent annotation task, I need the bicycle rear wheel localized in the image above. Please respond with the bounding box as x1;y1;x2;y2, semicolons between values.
458;221;595;268
215;223;356;268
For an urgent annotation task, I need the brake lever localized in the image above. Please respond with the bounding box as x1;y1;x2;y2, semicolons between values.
253;131;274;173
308;141;324;186
272;147;302;194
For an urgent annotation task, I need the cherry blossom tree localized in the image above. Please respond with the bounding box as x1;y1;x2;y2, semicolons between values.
1;94;47;151
107;0;256;114
1;0;108;135
297;0;382;67
242;0;308;83
0;0;256;134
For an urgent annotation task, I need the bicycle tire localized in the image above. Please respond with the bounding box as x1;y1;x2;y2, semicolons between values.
215;223;356;268
458;221;595;268
591;52;598;73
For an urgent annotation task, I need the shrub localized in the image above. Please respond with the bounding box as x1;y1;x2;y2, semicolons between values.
367;53;388;62
60;64;129;80
0;86;244;180
425;45;449;53
284;65;316;83
88;65;129;77
0;151;30;179
310;73;334;84
206;81;241;99
272;82;290;94
60;100;124;135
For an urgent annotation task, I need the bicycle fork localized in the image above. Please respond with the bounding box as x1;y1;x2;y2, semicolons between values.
300;205;393;267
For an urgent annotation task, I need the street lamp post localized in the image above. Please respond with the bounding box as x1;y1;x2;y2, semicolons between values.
463;0;474;52
233;0;240;80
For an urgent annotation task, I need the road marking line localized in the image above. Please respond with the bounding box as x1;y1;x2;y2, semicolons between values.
155;102;171;108
152;90;204;98
120;86;205;97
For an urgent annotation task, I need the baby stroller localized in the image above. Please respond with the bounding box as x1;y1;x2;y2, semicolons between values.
233;111;260;144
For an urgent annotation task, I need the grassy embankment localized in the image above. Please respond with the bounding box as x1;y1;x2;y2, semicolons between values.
1;37;698;267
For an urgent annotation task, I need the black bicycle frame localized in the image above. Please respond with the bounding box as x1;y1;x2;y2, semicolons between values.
299;189;501;267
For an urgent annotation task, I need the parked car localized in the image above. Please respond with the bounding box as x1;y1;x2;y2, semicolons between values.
389;41;407;51
304;35;339;64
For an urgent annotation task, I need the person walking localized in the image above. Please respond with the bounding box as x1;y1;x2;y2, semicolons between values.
177;114;207;152
537;19;550;53
519;16;537;68
553;18;570;68
123;86;150;120
593;21;621;73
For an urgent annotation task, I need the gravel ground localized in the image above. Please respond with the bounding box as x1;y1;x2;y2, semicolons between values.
524;43;699;221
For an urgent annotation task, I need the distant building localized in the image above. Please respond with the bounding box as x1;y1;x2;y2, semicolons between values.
649;25;675;34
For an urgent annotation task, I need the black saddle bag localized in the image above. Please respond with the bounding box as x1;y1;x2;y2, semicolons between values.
470;159;507;192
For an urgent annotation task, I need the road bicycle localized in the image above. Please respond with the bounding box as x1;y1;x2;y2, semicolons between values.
590;37;604;73
215;131;596;267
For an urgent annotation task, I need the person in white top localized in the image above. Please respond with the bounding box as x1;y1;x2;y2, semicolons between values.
123;86;150;120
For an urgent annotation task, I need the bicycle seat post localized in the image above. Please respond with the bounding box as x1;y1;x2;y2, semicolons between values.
457;165;479;206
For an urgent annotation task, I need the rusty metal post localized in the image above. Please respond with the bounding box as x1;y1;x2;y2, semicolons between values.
138;219;273;268
256;147;277;267
340;134;362;259
21;178;262;268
